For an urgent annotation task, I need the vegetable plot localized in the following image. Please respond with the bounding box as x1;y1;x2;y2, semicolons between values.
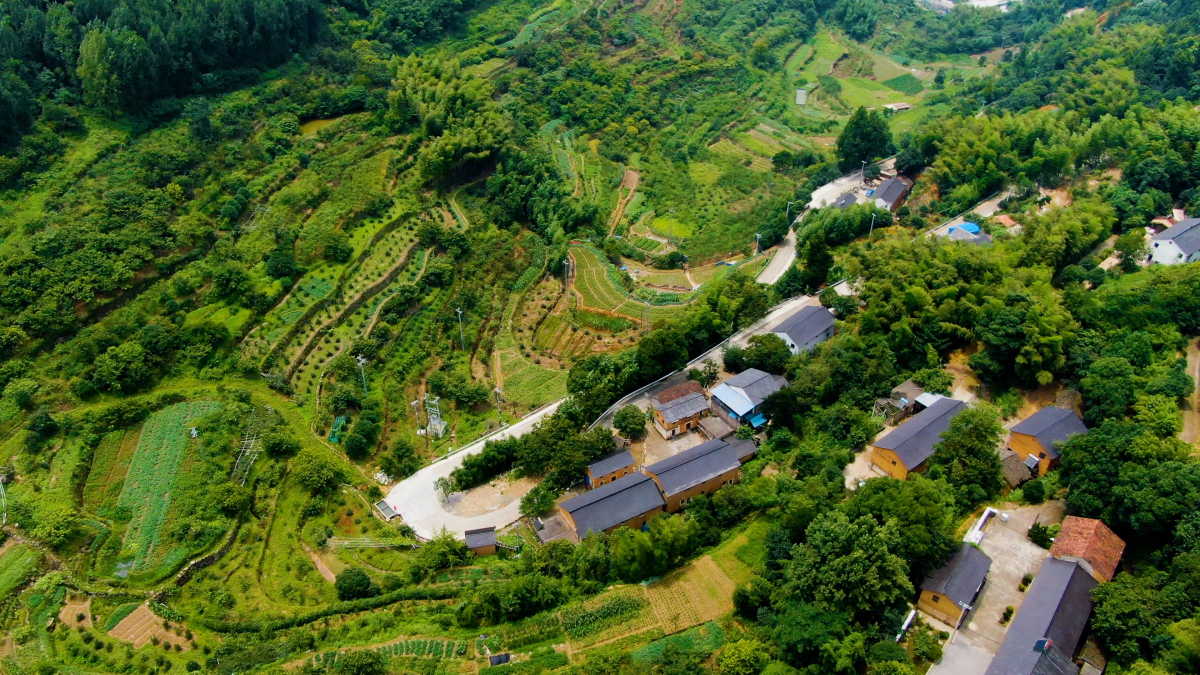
115;401;222;571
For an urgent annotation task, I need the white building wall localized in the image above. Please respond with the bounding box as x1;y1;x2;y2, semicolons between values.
1151;240;1198;266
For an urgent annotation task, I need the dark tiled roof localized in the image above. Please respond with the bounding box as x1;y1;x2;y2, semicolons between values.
772;305;835;351
891;379;924;404
654;392;709;424
1011;407;1089;459
722;368;788;407
489;655;510;667
983;558;1098;675
729;438;758;462
464;526;497;549
654;380;704;405
1154;217;1200;256
873;397;966;470
921;545;992;608
1050;516;1126;582
588;450;635;478
646;438;740;496
834;192;857;209
875;176;913;208
560;473;665;535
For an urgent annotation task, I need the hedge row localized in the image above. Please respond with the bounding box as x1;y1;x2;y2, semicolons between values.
197;585;465;633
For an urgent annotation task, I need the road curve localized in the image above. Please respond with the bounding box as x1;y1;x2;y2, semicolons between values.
756;229;797;285
383;400;563;540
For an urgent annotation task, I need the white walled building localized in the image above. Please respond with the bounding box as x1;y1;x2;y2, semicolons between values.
1151;217;1200;265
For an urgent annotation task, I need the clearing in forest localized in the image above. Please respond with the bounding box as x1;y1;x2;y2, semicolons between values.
114;401;222;571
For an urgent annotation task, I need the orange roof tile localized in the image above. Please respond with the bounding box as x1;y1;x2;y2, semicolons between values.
1050;516;1126;582
654;380;704;405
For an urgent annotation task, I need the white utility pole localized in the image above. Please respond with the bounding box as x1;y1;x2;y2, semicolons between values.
456;308;465;351
355;354;368;395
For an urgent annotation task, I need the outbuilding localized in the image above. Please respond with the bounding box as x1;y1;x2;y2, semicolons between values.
873;176;913;212
651;381;708;438
1050;516;1126;583
465;527;498;556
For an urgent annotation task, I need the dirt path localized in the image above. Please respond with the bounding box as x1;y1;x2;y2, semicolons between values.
567;153;582;198
302;543;337;584
448;193;470;229
606;170;641;235
493;351;505;390
1182;339;1200;445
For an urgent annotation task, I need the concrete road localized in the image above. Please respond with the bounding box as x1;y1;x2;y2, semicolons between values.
756;229;797;285
927;189;1012;238
383;400;563;540
927;632;993;675
807;158;896;210
591;293;822;429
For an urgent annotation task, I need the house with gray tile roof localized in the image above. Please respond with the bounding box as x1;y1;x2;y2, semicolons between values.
559;472;665;537
645;438;742;512
1151;217;1200;265
918;545;992;627
983;558;1098;675
771;305;836;355
870;397;966;479
585;449;635;489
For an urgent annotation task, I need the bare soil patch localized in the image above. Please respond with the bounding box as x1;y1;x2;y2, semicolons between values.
59;596;92;629
108;604;191;650
449;475;539;517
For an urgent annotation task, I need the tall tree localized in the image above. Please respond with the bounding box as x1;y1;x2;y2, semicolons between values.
927;404;1004;510
837;108;894;172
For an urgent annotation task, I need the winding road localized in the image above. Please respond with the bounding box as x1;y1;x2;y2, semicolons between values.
383;401;563;540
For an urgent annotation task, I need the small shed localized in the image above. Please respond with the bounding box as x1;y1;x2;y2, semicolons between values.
489;654;511;667
465;526;498;556
918;544;992;627
1050;516;1126;582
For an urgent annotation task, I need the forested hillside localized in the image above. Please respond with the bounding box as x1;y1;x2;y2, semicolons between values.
4;0;1200;673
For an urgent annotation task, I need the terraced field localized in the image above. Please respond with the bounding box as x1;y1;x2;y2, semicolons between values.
83;429;142;514
707;138;772;171
572;246;691;323
115;401;222;572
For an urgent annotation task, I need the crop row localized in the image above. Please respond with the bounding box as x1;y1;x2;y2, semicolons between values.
116;401;222;571
561;592;645;638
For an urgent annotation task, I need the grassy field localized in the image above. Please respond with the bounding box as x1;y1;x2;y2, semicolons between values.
838;76;910;108
115;401;222;572
798;30;847;80
649;216;694;238
0;545;40;601
707;138;772;171
83;429;142;515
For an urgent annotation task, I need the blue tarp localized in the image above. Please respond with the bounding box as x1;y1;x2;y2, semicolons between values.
749;413;767;428
958;222;981;234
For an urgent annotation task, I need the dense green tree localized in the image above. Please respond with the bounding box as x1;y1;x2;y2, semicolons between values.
837;108;894;173
784;511;912;616
614;405;647;438
926;404;1004;510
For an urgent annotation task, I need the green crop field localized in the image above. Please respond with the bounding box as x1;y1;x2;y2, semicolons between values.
883;73;924;94
0;545;39;600
500;351;568;406
115;401;222;571
649;217;694;238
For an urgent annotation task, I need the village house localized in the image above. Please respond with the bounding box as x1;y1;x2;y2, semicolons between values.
873;176;913;212
1008;406;1089;477
1151;217;1200;265
650;380;708;439
585;449;636;489
558;472;666;538
1050;516;1126;583
917;544;992;628
770;305;836;355
710;368;788;430
644;438;748;512
870;397;966;479
983;558;1099;675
